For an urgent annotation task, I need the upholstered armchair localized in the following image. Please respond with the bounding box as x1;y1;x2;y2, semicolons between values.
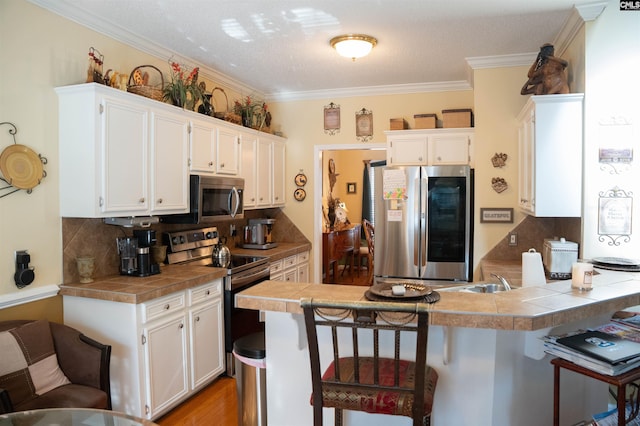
0;319;111;414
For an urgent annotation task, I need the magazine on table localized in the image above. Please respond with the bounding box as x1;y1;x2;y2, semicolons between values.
543;341;640;376
556;330;640;365
611;311;640;331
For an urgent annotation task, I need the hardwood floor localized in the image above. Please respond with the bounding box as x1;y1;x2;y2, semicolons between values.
156;377;238;426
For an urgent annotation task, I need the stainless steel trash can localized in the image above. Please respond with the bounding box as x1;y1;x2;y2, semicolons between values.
233;332;267;426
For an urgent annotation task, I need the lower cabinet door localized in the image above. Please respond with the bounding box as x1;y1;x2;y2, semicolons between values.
189;299;225;389
143;314;189;417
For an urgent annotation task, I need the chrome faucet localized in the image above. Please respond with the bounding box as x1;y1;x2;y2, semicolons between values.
491;273;512;291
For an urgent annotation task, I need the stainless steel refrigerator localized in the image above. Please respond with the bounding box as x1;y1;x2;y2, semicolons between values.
373;164;473;282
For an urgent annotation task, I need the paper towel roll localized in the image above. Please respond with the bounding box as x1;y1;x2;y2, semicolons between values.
522;249;546;287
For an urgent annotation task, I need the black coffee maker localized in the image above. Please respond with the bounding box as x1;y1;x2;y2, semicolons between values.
133;229;161;276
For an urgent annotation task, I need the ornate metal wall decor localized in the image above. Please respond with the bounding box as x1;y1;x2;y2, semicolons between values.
0;122;48;199
491;153;508;168
598;116;633;175
355;108;373;142
491;177;508;193
324;102;340;135
598;186;633;246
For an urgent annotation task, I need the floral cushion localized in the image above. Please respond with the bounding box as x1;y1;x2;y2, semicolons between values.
314;357;438;417
0;320;71;407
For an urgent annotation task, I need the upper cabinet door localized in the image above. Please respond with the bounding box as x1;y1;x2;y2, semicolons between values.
190;118;216;174
150;110;190;214
256;138;272;208
240;131;258;209
216;126;240;175
271;139;286;206
386;134;428;166
101;96;149;215
428;133;472;166
517;94;583;217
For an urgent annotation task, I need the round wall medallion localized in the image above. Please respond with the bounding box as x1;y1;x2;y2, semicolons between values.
294;188;306;201
294;173;307;187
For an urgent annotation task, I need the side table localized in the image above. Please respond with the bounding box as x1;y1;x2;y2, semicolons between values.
552;357;640;425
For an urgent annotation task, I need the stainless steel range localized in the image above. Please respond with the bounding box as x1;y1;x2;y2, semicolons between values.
164;227;269;375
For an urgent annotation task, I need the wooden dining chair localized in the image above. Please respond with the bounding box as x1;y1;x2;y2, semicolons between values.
362;219;375;284
301;298;438;426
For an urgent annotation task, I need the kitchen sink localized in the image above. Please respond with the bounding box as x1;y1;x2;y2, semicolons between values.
441;282;510;293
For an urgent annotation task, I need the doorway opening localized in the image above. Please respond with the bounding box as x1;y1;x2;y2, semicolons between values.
312;143;386;283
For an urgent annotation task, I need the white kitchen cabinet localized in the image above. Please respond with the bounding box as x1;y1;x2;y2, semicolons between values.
142;311;189;416
517;94;584;217
296;251;310;283
428;132;473;165
188;282;224;389
216;124;240;175
270;251;310;282
239;131;258;208
62;279;224;420
271;138;286;206
256;138;273;208
385;128;474;166
150;110;190;213
189;118;216;174
56;83;188;217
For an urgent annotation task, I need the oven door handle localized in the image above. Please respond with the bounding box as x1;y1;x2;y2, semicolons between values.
227;266;270;290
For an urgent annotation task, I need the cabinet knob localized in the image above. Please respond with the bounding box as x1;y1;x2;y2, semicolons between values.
164;304;170;310
195;316;200;322
205;290;210;295
179;323;184;329
275;196;279;200
419;157;423;161
139;197;145;203
208;161;213;166
220;163;225;168
157;198;163;204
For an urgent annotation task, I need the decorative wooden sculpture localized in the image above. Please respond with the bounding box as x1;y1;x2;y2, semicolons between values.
521;44;570;96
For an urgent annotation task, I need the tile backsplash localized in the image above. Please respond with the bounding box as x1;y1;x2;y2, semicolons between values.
482;215;581;261
62;208;309;283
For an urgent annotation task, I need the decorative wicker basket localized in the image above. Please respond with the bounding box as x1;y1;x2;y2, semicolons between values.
211;87;242;124
127;65;164;102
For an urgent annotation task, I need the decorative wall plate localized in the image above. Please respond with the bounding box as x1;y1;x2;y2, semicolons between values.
0;144;44;190
294;188;306;201
294;173;307;187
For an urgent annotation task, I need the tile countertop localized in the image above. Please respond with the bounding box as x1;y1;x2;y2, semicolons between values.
58;242;311;304
236;269;640;331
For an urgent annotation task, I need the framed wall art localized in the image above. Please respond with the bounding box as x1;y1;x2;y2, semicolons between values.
356;107;373;142
324;102;340;135
347;182;357;194
480;208;514;223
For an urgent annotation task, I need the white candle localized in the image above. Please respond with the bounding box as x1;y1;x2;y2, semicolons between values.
571;262;593;290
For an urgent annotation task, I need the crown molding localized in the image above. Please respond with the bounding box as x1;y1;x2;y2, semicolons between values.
266;81;472;102
27;0;262;98
466;53;536;70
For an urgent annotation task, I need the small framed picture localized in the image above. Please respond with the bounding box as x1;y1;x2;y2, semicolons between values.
347;182;357;194
356;108;373;141
480;208;513;223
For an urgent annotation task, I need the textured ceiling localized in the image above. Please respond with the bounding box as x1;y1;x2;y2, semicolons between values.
32;0;598;99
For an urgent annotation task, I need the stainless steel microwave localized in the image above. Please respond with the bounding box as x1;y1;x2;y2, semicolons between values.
161;175;244;224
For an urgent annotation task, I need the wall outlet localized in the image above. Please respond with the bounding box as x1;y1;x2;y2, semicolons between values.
508;232;518;246
230;224;236;236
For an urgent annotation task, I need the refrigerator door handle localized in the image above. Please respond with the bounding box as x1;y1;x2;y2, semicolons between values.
413;176;420;269
420;176;427;269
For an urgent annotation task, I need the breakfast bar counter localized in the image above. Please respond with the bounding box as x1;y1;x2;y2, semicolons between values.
236;269;640;426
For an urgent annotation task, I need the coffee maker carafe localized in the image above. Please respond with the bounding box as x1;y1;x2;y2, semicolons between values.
117;237;138;276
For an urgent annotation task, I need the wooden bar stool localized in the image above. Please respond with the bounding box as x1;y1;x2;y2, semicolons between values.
552;357;640;425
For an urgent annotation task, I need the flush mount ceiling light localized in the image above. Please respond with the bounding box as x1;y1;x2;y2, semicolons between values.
330;34;377;61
